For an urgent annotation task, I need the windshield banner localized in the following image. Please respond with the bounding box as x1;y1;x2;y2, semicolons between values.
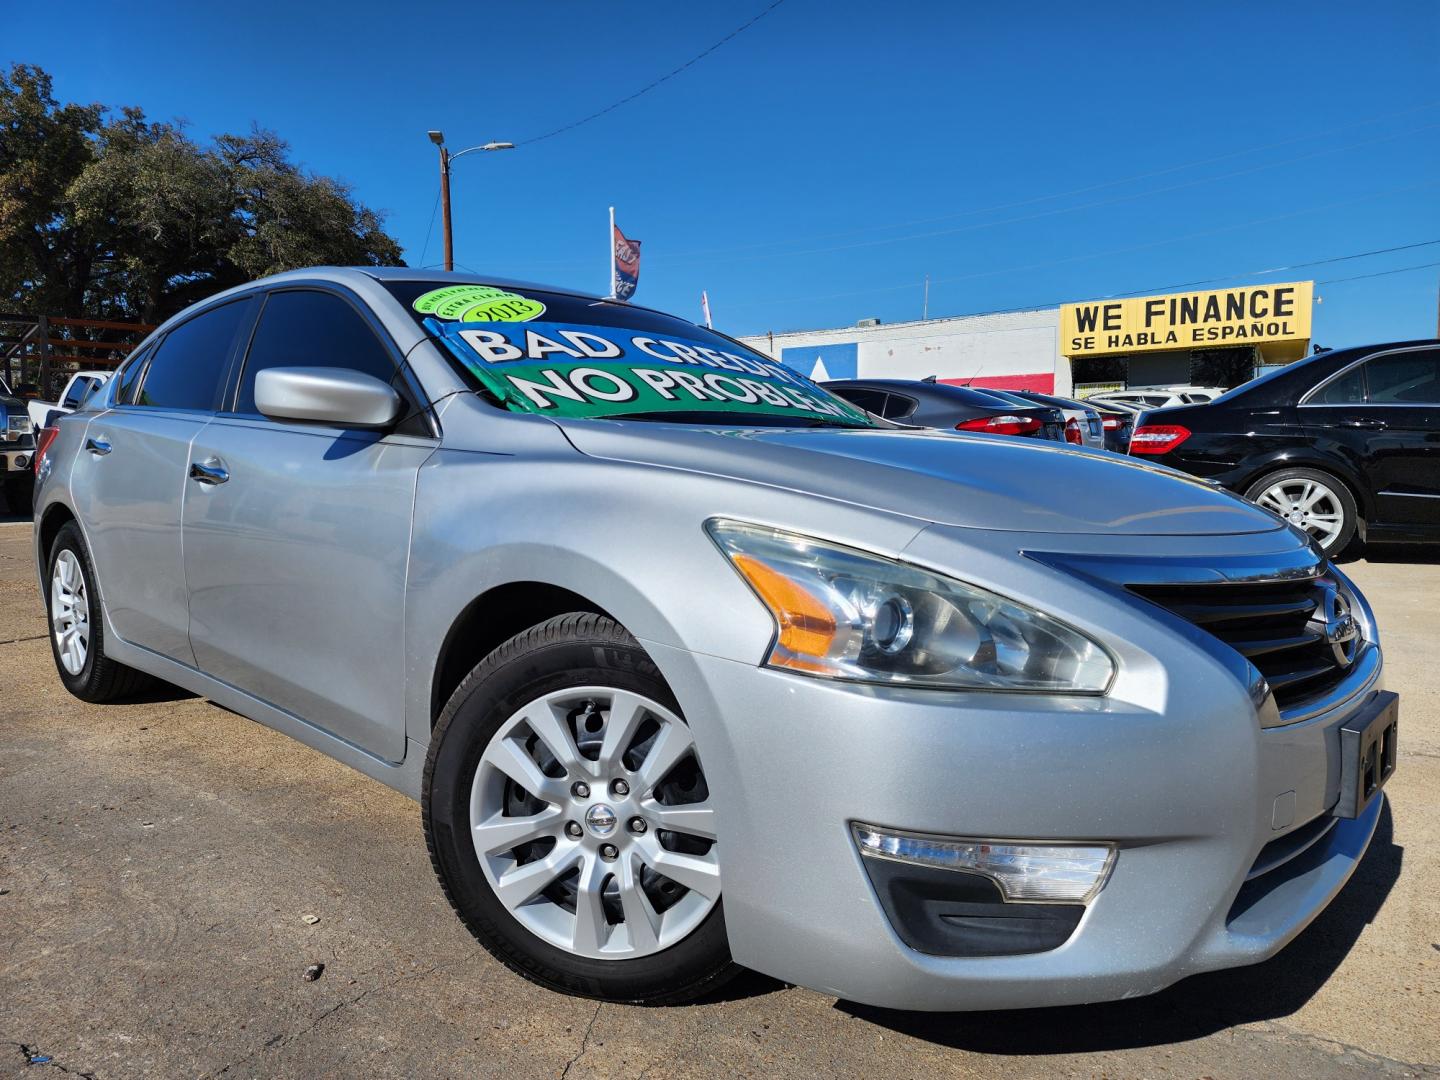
430;318;873;425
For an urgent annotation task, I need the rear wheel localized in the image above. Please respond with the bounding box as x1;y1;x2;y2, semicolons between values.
1245;468;1357;554
45;522;153;701
423;612;736;1004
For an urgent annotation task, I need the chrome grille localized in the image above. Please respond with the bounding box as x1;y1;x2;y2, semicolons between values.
1127;576;1356;710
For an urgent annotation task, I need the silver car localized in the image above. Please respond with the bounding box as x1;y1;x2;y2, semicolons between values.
33;269;1397;1011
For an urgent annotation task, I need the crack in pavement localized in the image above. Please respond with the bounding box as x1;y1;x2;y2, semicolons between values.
205;951;483;1078
1249;1021;1440;1075
8;1041;99;1078
559;1001;603;1080
0;633;46;646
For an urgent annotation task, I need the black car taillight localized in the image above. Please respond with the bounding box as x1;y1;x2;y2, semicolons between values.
1128;424;1191;455
33;426;60;475
956;414;1042;437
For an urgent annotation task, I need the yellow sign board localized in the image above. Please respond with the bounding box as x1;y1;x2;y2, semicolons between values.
1061;281;1313;360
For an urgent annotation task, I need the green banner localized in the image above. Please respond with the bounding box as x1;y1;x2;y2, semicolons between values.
430;319;874;426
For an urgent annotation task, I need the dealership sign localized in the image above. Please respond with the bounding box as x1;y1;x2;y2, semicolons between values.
1061;281;1313;359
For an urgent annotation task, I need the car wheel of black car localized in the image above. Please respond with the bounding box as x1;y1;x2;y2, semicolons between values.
4;477;34;512
1245;468;1358;554
45;522;153;701
423;612;738;1004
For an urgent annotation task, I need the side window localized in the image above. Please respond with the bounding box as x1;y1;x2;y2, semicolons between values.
1363;350;1439;405
1310;365;1365;405
235;290;397;415
137;300;250;410
829;387;886;415
61;378;92;408
882;394;918;420
113;346;153;405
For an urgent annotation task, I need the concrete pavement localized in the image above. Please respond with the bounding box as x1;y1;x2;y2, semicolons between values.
2;518;1437;1078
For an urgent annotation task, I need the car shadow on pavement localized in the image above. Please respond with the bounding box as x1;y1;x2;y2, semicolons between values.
836;800;1402;1054
1335;542;1440;566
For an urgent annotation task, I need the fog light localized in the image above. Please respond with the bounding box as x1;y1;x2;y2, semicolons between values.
852;823;1115;903
15;455;29;469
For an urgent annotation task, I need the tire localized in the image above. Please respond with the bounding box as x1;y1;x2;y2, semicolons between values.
423;612;738;1005
4;477;34;513
45;521;153;702
1244;467;1358;555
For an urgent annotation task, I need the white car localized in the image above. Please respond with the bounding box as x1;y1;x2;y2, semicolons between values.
27;371;112;431
1087;385;1226;411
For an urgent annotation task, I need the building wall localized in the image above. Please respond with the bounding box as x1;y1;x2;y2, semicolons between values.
739;308;1068;395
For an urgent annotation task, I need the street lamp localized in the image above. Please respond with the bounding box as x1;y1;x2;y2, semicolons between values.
427;130;515;272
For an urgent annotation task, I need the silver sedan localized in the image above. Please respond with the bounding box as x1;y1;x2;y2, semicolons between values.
32;268;1396;1010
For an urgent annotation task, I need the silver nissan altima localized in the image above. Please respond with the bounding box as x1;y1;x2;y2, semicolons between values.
32;268;1397;1010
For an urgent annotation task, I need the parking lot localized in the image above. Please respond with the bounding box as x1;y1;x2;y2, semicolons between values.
1;511;1437;1079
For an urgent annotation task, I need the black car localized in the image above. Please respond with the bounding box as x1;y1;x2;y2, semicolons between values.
825;379;1066;440
1130;339;1440;552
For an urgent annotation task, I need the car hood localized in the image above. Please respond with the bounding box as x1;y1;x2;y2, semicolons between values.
558;421;1283;536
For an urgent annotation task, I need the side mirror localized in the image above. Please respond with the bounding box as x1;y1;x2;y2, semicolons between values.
254;367;402;429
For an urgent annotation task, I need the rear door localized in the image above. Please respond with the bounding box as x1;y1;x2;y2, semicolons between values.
182;287;436;762
69;298;254;662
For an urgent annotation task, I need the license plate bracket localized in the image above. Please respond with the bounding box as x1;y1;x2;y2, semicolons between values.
1336;691;1398;819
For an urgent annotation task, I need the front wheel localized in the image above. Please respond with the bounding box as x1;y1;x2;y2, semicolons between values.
423;613;736;1004
1245;468;1358;554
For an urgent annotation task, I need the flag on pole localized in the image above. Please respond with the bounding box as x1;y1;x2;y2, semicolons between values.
611;217;642;302
701;290;712;328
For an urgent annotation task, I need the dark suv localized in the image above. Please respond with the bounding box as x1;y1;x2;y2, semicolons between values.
1130;339;1440;553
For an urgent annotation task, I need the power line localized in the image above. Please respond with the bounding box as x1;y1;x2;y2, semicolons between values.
728;180;1440;310
417;188;441;270
755;246;1440;340
517;99;1440;269
518;1;787;147
676;121;1440;267
664;99;1440;260
1316;260;1440;285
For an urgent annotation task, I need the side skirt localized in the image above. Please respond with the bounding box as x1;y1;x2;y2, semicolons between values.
104;627;425;801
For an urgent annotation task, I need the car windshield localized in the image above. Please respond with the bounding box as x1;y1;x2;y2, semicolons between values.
383;281;876;429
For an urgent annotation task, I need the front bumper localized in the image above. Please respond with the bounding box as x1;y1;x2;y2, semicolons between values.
645;614;1385;1011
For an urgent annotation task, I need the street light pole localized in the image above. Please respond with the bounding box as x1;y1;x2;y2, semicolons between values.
427;131;514;273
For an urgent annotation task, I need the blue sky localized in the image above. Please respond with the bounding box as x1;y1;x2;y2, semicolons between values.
8;0;1439;344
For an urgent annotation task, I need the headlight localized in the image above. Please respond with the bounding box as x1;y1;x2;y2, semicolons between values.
706;520;1114;693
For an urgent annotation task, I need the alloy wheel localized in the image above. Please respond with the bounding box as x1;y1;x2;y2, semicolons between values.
1254;479;1345;548
50;549;90;676
470;687;719;960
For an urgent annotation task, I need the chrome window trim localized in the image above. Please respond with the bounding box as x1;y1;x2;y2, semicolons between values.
1298;344;1440;407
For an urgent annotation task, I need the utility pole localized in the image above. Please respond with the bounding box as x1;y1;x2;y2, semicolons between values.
436;142;453;271
923;275;930;321
427;131;514;272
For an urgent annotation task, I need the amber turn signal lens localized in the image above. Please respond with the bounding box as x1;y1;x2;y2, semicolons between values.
729;553;837;661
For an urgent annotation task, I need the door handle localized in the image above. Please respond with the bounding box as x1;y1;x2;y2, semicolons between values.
1338;419;1387;430
189;458;229;485
85;436;112;456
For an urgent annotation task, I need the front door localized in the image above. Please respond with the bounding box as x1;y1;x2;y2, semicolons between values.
1302;346;1440;535
182;288;435;763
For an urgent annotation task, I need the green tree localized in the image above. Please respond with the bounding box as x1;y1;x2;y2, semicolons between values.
0;64;404;324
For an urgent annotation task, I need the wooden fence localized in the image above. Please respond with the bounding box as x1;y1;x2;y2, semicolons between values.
0;313;154;398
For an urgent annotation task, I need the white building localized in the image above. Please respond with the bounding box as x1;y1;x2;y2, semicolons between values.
739;308;1068;395
739;281;1314;397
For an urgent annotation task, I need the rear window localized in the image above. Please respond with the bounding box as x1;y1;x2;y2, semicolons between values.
383;281;874;428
